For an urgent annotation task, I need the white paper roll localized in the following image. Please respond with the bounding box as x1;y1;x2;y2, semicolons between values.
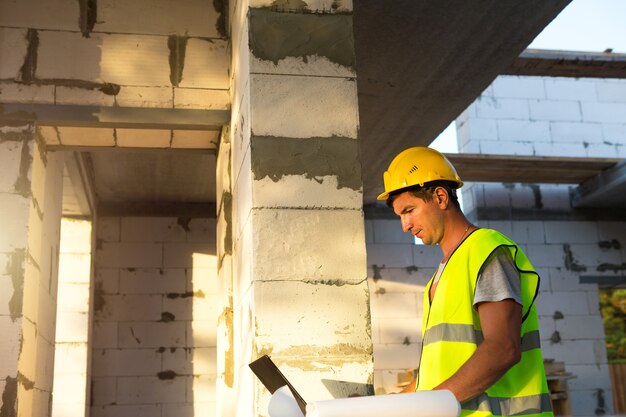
305;390;460;417
268;385;305;417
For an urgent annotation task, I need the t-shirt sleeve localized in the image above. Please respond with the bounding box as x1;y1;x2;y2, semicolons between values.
473;246;522;310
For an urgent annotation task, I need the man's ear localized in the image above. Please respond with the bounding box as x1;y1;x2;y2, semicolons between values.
433;186;449;208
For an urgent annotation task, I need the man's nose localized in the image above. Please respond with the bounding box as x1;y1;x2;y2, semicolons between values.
401;217;412;233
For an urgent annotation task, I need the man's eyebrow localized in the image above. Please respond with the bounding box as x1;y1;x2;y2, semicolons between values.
399;206;413;215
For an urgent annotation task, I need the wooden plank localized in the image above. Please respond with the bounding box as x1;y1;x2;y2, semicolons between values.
445;153;621;184
504;49;626;79
609;363;626;414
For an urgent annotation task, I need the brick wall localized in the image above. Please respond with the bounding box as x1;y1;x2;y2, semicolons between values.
92;216;217;417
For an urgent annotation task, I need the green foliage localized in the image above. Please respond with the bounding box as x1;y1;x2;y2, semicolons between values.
599;289;626;364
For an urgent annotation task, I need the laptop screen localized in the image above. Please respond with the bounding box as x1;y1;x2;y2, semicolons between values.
248;355;307;415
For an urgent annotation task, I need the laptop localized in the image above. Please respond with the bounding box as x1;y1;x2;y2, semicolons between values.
249;355;308;415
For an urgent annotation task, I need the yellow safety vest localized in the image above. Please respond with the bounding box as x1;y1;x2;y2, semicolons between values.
417;229;553;417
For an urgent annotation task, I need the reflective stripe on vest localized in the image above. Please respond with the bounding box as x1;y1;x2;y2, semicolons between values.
423;323;541;352
463;393;553;416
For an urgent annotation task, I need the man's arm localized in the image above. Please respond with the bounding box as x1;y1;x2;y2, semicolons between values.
432;299;522;403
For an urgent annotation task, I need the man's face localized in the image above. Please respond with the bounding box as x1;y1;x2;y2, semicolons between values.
391;191;444;246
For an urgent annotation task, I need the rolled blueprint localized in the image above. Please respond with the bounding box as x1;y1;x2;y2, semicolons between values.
306;390;460;417
268;385;305;417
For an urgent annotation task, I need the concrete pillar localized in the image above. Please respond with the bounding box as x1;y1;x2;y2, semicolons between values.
0;123;64;417
217;1;372;415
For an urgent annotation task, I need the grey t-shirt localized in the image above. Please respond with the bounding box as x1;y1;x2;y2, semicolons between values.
473;246;522;310
432;246;522;309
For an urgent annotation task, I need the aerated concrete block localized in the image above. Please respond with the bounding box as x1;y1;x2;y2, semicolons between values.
96;242;163;268
174;88;229;109
55;311;89;343
55;86;116;106
474;97;530;120
116;86;173;108
57;127;115;147
544;221;598;244
555;315;606;340
250;74;358;139
0;28;29;79
188;319;218;348
371;220;414;244
0;141;24;193
596;80;626;103
465;118;498;141
95;0;224;38
171;130;219;149
95;294;162;322
529;99;582;122
252;208;366;281
0;316;21;377
370;292;421;319
253;280;371;353
92;348;161;377
117;321;186;348
119;268;186;295
0;0;80;31
97;217;121;242
492;76;545;99
535;291;590;317
0;82;55;104
116;376;186;404
581;102;626;123
116;129;171;148
545;78;597;101
550;121;604;143
56;282;89;313
179;39;229;90
372;343;421;370
497;120;551;142
533;141;586;157
377;317;422;344
603;123;626;142
37;32;171;86
366;244;414;269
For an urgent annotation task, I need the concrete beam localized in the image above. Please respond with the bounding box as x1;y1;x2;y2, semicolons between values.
97;201;216;217
0;103;230;130
504;49;626;79
571;159;626;208
446;153;621;185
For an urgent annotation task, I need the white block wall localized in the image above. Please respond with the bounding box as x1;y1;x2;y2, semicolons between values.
365;218;439;394
0;0;229;110
454;75;626;416
92;216;217;417
0;124;64;417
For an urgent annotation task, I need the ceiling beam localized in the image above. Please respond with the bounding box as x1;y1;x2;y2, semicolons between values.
445;153;621;184
0;103;230;130
504;49;626;79
571;159;626;208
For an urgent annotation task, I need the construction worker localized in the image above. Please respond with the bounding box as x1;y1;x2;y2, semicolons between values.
378;147;553;417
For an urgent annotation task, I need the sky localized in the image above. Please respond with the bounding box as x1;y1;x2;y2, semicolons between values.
430;0;626;154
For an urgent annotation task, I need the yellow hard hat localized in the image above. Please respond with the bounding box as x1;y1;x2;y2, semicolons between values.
377;147;463;201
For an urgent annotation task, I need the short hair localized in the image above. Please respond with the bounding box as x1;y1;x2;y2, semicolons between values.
386;180;460;209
